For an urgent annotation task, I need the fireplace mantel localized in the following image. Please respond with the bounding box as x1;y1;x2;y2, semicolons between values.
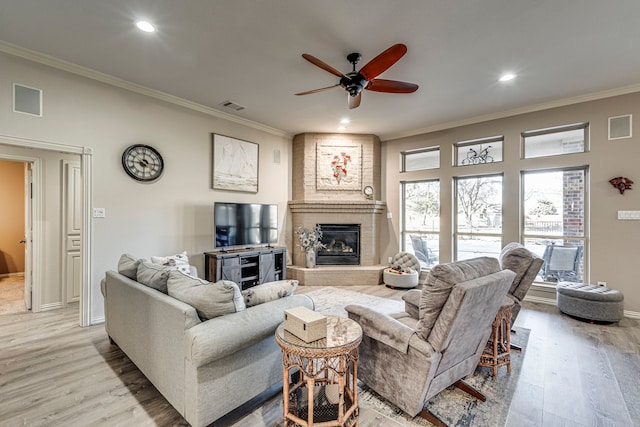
288;200;386;214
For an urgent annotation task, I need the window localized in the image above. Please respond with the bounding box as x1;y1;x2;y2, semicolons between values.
455;136;503;166
522;123;588;159
401;180;440;267
402;147;440;172
522;168;587;283
454;174;503;260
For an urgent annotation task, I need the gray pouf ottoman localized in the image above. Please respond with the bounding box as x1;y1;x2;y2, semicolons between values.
556;282;624;322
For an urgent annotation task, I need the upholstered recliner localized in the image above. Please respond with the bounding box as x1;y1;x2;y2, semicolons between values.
345;257;515;424
499;242;544;327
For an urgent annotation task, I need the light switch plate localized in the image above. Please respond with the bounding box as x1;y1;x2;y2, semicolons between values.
93;207;106;218
617;210;640;220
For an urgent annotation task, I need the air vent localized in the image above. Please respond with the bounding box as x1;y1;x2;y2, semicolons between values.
219;100;246;111
14;84;42;116
608;114;632;140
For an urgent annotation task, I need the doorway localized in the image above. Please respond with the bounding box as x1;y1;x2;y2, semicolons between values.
0;159;29;314
0;136;92;326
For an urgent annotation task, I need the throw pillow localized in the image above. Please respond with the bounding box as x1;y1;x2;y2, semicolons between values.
137;262;171;293
118;253;144;280
242;280;298;307
416;257;500;340
167;270;245;320
150;251;191;275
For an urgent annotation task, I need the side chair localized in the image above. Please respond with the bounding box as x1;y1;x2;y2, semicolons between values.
346;257;515;426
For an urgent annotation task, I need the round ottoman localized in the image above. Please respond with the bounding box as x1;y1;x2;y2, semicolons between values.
384;252;421;289
383;268;418;289
556;282;624;322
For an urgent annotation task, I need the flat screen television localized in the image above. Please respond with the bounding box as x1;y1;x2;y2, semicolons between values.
214;202;278;248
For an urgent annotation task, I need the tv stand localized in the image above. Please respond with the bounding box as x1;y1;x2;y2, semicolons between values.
204;247;287;291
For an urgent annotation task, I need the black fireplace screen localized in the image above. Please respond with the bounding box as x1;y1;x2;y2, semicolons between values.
316;224;360;266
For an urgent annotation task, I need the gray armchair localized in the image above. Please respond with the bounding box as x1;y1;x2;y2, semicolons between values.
499;242;544;327
345;257;515;425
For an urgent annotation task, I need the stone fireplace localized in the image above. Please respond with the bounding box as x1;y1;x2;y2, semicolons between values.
288;133;387;285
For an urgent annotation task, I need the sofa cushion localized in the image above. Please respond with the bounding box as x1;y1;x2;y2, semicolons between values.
241;280;298;307
167;270;245;319
416;257;500;340
118;253;144;280
137;261;171;293
151;251;191;275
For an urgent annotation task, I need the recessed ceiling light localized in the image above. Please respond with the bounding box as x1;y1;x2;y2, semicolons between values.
340;118;350;124
499;73;516;82
136;20;156;33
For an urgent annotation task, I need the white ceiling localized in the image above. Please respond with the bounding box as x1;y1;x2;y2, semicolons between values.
2;0;640;140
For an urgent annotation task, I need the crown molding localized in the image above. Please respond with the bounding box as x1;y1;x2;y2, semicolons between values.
0;40;292;139
382;83;640;142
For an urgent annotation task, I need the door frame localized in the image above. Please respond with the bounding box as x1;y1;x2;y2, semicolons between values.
0;135;93;327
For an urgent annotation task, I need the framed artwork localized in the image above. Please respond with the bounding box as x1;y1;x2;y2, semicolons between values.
212;134;259;192
316;143;362;190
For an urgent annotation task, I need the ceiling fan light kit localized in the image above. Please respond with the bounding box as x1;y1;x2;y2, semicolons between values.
296;43;418;109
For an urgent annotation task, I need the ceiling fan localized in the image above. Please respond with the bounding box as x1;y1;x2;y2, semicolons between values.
295;43;418;109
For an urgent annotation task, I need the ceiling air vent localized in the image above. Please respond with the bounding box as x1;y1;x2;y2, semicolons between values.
219;100;246;112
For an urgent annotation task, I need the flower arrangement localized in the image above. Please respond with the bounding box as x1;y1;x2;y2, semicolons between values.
296;225;326;252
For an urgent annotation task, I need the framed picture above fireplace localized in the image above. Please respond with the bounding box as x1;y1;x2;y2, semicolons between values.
316;143;362;190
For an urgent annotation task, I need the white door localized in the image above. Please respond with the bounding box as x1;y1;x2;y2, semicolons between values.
62;161;82;304
24;162;33;310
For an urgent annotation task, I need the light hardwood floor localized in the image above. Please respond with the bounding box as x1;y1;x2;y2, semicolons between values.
1;285;638;427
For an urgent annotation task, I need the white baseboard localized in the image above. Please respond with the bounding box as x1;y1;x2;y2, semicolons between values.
40;302;63;311
91;315;105;326
623;310;640;319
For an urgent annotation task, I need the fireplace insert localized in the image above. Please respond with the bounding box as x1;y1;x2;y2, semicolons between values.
316;224;360;266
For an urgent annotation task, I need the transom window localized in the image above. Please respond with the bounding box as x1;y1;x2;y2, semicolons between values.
454;136;503;166
522;123;588;159
401;147;440;172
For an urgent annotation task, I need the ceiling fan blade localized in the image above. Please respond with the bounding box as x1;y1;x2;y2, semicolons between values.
348;93;362;109
295;84;341;96
359;44;408;81
301;54;347;78
365;79;419;93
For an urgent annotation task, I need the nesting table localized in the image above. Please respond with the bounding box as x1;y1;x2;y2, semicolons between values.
275;316;362;427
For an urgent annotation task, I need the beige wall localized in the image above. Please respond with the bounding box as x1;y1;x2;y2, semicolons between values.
0;159;25;274
382;92;640;313
0;52;292;321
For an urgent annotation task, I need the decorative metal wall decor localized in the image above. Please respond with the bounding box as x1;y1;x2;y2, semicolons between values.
609;177;633;194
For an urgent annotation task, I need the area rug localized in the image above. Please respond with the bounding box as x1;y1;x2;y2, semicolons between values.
305;287;530;427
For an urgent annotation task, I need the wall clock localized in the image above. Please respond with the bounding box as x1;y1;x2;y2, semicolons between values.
121;144;164;182
363;185;374;198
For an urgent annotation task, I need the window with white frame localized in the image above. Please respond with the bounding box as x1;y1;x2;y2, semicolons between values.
401;146;440;172
521;168;587;283
401;180;440;268
522;123;588;159
455;136;503;166
454;174;503;260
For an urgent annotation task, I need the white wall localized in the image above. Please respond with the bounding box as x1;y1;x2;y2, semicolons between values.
0;52;292;323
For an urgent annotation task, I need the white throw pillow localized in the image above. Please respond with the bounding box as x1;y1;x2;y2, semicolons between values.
241;280;298;307
150;251;191;275
167;270;245;319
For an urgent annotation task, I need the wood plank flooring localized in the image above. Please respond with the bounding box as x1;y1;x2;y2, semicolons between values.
1;285;638;427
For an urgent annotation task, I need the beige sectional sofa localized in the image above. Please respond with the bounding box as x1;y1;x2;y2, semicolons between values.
102;267;313;427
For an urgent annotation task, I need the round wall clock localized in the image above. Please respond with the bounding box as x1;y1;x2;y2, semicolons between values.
121;144;164;182
363;185;374;198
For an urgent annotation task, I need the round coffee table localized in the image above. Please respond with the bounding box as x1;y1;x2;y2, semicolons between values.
275;315;362;427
